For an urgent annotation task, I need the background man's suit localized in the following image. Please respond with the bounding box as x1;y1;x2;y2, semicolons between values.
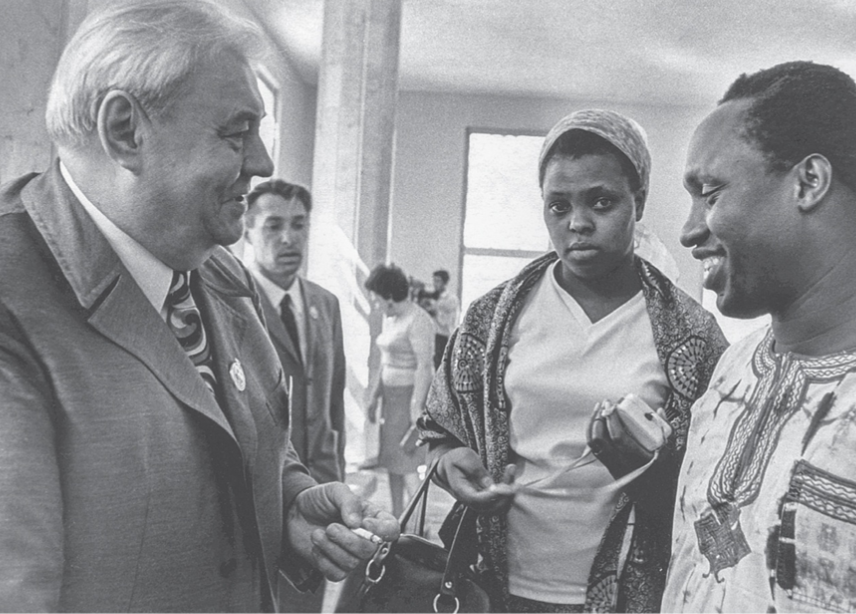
0;164;317;611
254;277;347;484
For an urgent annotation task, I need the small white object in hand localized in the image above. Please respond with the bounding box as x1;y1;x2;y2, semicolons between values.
351;527;383;544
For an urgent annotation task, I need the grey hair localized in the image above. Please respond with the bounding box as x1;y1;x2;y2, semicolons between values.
46;0;267;146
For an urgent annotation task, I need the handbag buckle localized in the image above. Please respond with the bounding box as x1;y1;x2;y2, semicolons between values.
364;555;386;585
364;541;390;585
433;593;460;613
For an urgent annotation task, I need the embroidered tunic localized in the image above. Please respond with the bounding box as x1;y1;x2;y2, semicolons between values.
420;253;727;612
663;327;856;613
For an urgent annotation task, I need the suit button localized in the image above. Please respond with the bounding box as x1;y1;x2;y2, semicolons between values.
220;558;237;577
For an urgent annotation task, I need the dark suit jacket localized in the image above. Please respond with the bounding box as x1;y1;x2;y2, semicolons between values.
254;277;346;484
0;162;318;611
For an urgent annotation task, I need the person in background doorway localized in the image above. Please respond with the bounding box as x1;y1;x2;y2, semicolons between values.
662;61;856;614
0;2;397;610
426;269;460;369
420;109;727;612
243;179;347;613
365;263;435;517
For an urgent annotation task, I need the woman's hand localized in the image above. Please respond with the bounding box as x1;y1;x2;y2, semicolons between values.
435;447;516;514
366;397;379;424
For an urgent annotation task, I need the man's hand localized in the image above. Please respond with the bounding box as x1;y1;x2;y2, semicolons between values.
435;447;516;514
286;483;399;581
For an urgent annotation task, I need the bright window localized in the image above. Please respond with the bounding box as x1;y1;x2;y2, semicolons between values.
460;131;549;310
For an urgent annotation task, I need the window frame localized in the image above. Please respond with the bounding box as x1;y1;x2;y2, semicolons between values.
458;127;548;310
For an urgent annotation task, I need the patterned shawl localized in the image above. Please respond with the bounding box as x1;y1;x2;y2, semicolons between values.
420;252;728;612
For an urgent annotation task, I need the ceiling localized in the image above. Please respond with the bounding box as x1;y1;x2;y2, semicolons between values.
252;0;856;108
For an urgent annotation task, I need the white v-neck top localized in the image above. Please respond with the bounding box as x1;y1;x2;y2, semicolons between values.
505;261;668;604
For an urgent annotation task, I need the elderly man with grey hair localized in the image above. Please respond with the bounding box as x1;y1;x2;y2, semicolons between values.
0;1;397;611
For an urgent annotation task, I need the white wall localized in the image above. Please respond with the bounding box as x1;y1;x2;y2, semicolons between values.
389;90;712;301
0;0;75;183
204;0;317;186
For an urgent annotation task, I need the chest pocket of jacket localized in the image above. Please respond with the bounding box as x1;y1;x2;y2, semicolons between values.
771;460;856;612
265;370;291;430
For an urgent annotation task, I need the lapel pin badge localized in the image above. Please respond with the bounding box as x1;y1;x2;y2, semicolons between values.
309;306;319;320
230;359;246;392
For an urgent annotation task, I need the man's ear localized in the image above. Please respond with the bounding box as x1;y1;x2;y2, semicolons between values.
634;189;646;222
794;154;832;213
96;90;146;172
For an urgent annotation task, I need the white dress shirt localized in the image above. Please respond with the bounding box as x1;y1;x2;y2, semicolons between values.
59;161;173;319
250;267;307;365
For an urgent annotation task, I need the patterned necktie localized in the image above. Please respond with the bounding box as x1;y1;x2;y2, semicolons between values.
280;294;301;360
166;270;218;394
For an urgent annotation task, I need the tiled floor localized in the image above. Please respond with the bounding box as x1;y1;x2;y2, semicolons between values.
321;466;457;611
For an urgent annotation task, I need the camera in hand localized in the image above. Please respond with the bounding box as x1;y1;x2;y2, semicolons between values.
587;394;672;478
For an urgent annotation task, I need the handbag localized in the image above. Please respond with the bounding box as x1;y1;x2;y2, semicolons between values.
587;393;673;478
335;459;491;613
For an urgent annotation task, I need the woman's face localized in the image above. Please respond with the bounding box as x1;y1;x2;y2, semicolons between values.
542;152;644;284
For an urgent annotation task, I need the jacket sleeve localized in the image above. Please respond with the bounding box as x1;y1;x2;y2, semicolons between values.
0;309;64;611
330;297;347;480
277;442;323;594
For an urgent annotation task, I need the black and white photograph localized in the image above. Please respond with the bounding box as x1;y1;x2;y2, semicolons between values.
2;1;856;612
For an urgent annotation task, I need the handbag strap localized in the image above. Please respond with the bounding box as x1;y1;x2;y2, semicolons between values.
398;456;441;532
438;505;478;601
364;456;483;612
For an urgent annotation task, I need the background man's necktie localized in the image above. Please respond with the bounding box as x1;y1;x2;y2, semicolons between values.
166;270;218;394
280;294;301;360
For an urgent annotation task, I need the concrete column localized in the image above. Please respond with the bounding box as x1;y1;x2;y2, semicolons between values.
308;0;402;466
0;0;87;183
308;0;401;273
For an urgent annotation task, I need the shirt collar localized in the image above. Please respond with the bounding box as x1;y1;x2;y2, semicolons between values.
60;161;173;319
249;263;303;317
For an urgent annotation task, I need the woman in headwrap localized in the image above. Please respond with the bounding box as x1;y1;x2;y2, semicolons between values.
419;110;728;612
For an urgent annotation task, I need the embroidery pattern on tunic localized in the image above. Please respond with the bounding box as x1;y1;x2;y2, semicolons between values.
696;329;856;579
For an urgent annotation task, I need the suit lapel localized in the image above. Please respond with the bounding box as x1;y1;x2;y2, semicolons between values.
87;274;236;439
21;162;236;439
257;280;303;369
195;281;257;469
301;279;320;380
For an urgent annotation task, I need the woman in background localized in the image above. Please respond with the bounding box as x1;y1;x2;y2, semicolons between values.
365;264;435;517
420;110;728;612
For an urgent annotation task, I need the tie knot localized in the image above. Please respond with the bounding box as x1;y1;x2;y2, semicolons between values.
168;270;192;307
164;269;217;394
281;293;293;311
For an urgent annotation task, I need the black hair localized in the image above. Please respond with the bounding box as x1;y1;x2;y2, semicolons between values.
365;263;409;302
245;179;312;225
432;269;450;284
720;61;856;190
538;130;641;192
